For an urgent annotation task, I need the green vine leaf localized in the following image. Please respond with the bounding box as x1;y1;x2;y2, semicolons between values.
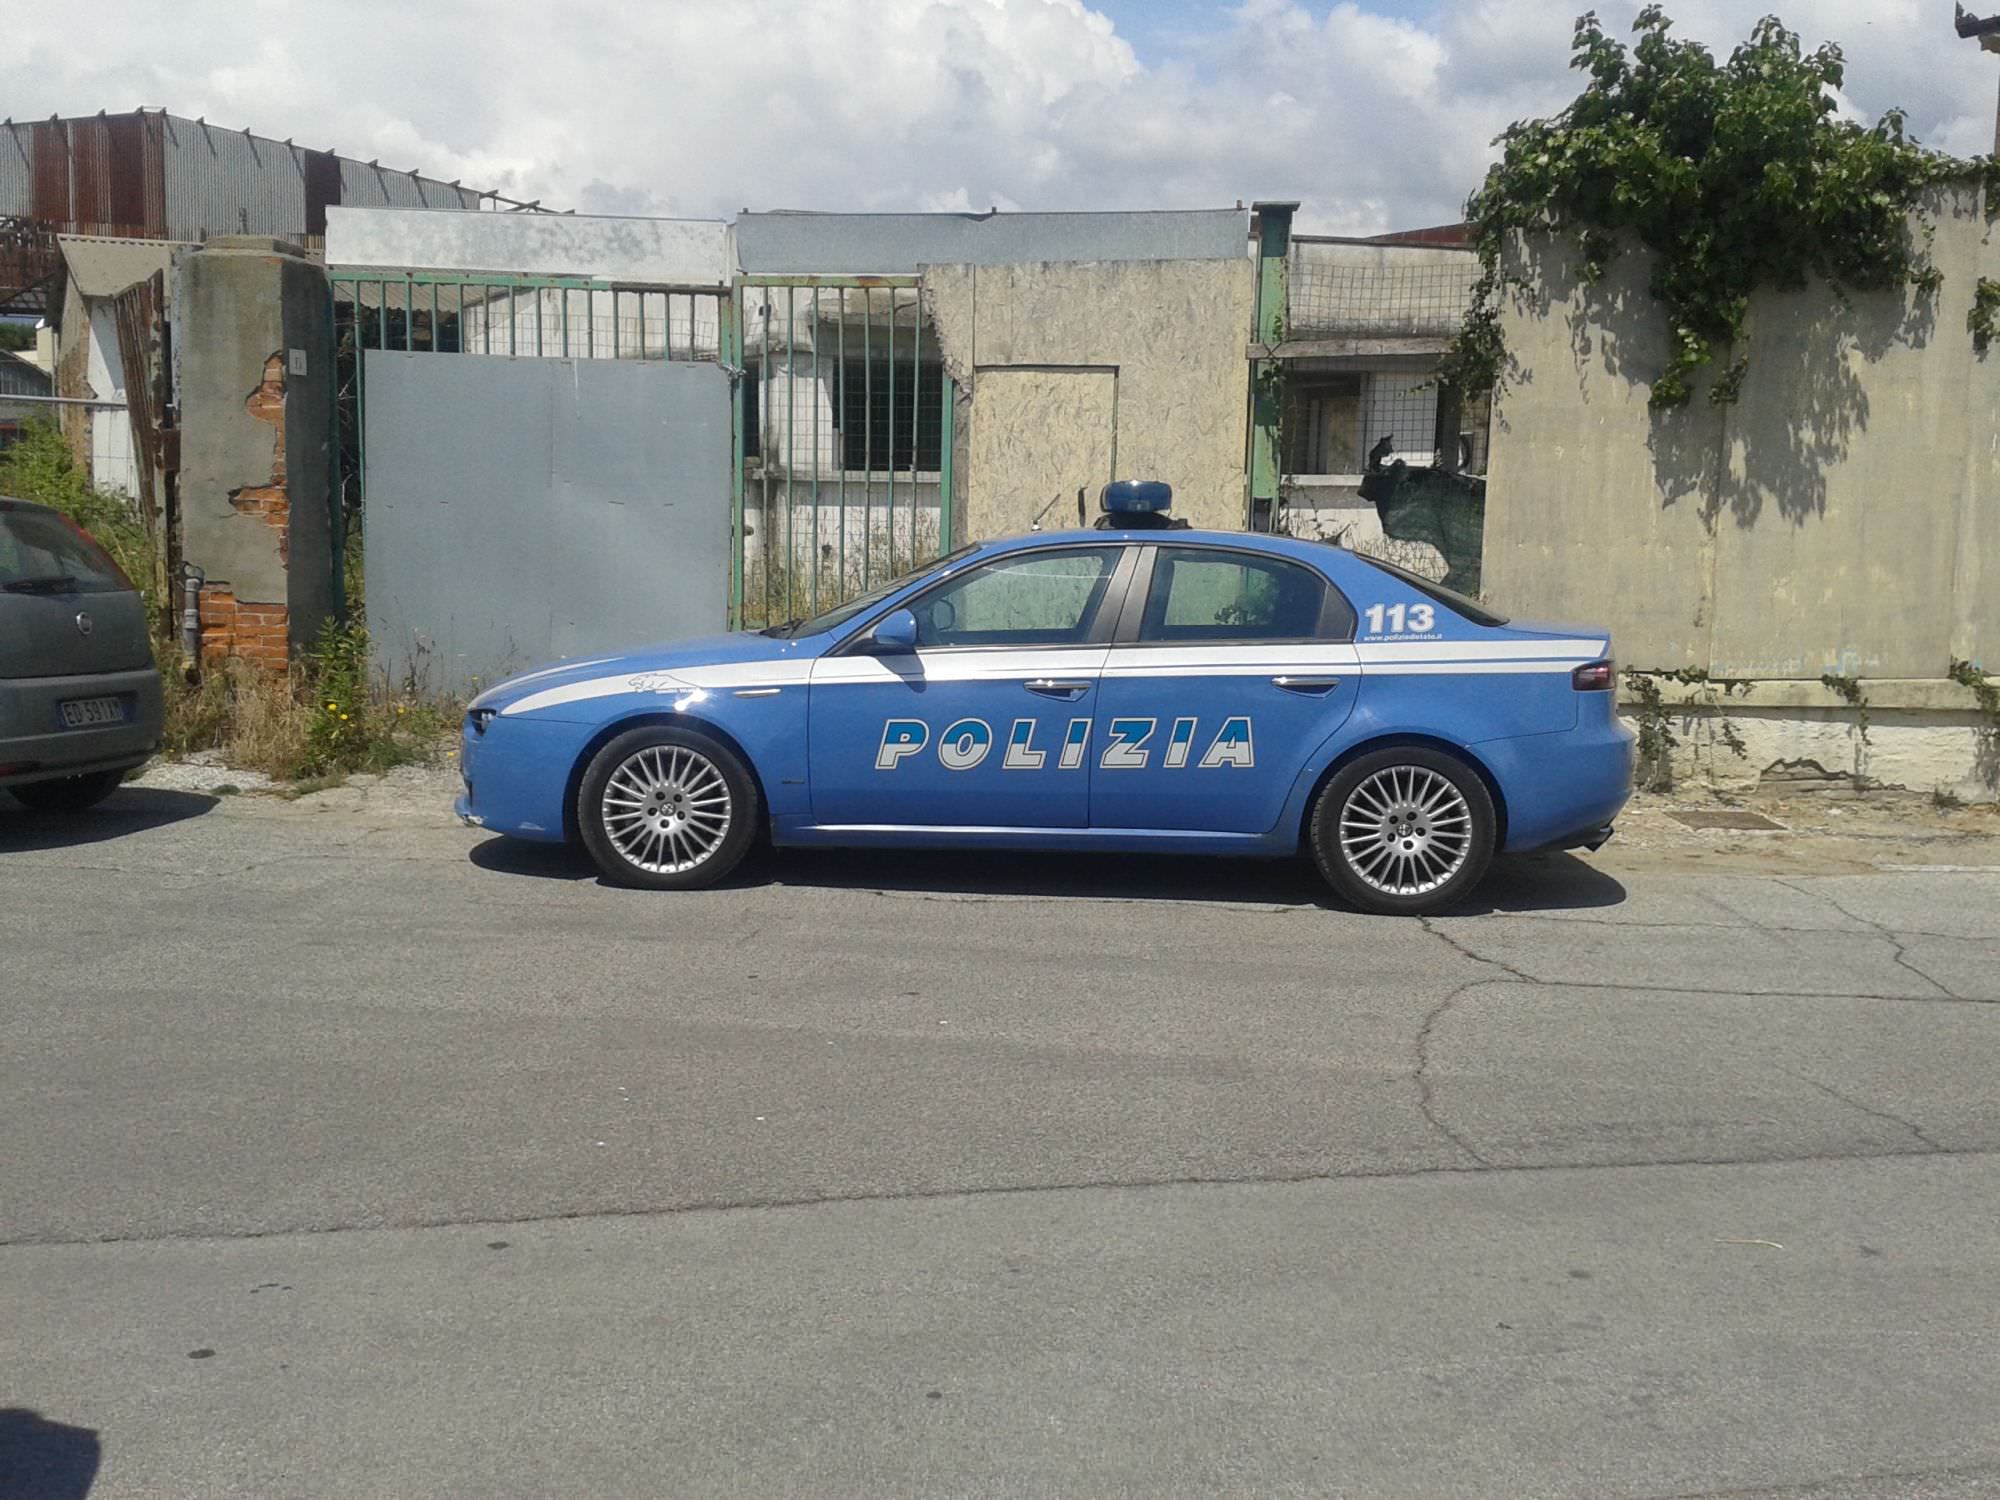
1444;7;1997;411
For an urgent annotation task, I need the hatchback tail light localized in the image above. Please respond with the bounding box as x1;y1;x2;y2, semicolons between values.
1572;659;1616;691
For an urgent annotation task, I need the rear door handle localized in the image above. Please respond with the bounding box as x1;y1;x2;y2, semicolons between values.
1025;678;1092;700
1271;675;1341;695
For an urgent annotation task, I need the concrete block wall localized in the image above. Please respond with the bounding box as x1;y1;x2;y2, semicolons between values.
1484;190;2000;796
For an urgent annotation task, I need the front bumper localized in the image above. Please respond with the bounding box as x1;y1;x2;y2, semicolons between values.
454;712;586;842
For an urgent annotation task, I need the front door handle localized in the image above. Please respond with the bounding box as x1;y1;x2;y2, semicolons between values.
1025;678;1092;700
1271;675;1342;695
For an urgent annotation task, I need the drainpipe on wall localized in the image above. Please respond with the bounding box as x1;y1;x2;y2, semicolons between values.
179;561;205;669
1248;201;1297;531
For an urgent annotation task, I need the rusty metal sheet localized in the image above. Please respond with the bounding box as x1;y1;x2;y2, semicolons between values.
30;120;67;222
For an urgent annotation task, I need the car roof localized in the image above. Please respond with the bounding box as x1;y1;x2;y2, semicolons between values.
969;525;1359;572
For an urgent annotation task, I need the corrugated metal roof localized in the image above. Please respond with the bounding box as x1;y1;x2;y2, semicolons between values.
2;111;492;243
56;234;187;298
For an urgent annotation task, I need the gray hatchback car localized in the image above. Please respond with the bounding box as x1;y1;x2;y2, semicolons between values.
1;495;164;812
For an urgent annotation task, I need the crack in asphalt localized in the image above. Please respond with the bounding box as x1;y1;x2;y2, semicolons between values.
5;1143;1993;1252
1785;1069;1947;1153
1417;915;1994;1006
1411;980;1491;1167
1775;877;1962;1000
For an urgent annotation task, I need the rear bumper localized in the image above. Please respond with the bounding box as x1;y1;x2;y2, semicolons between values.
1474;720;1635;854
0;666;164;786
1545;823;1615;854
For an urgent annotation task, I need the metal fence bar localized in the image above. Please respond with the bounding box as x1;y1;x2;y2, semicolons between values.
611;289;620;361
760;288;768;624
837;287;847;598
909;297;922;573
785;286;796;622
810;284;821;616
862;292;872;595
724;286;744;629
886;293;896;582
403;275;414;351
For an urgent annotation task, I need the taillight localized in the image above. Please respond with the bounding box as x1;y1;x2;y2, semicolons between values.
1572;659;1615;691
55;512;136;591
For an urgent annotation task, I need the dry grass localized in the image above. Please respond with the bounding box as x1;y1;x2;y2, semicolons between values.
158;632;454;782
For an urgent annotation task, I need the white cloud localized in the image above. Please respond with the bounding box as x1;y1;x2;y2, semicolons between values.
2;0;1994;235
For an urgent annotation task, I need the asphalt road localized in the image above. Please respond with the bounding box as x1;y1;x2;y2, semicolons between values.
2;786;1996;1499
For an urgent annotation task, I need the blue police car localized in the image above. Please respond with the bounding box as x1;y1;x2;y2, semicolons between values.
458;482;1633;915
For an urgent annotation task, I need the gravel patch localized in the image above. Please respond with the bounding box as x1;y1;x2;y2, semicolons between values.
131;751;277;796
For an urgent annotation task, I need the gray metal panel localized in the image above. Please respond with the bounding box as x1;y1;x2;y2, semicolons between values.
0;123;29;219
736;209;1249;273
363;353;729;696
158;114;302;241
338;161;482;213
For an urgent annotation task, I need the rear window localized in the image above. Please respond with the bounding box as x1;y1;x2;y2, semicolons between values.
0;503;132;594
1348;553;1508;628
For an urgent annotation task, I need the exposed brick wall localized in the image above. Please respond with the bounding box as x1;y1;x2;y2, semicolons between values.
228;353;290;567
198;586;289;669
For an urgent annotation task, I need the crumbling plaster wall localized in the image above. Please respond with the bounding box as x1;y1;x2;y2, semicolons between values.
924;258;1256;538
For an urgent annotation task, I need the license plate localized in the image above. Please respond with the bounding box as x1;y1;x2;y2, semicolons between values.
59;696;127;729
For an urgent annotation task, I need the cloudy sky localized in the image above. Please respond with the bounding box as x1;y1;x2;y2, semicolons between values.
5;0;1994;233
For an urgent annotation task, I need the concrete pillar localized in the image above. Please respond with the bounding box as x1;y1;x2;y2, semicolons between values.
176;236;334;670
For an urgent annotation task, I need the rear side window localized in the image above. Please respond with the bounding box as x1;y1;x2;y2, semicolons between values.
1138;547;1348;643
1349;553;1508;628
0;505;132;594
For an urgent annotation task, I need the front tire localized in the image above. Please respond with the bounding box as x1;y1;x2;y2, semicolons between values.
1309;747;1495;916
9;769;126;813
576;727;758;890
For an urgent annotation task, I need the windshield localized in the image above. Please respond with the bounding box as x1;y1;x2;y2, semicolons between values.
768;544;981;638
0;502;134;594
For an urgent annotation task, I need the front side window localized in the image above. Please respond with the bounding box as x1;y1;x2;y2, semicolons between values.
911;547;1121;648
1138;548;1334;643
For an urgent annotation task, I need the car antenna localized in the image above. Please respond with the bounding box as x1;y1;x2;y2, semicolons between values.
1028;490;1066;532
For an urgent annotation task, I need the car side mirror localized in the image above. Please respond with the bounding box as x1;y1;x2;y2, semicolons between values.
865;607;919;654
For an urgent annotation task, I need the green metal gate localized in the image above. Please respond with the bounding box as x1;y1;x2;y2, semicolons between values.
734;274;955;630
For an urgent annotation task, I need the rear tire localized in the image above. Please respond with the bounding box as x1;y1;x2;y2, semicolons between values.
9;769;126;813
1309;747;1495;916
576;726;758;890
